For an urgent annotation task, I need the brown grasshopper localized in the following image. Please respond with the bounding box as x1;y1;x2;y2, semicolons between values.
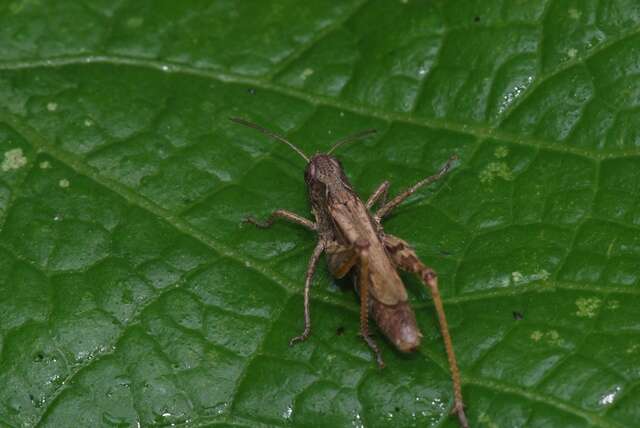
231;117;468;428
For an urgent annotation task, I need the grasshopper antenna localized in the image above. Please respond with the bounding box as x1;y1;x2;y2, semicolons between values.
229;117;309;163
327;128;377;155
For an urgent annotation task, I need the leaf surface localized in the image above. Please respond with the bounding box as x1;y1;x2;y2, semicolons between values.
0;1;639;427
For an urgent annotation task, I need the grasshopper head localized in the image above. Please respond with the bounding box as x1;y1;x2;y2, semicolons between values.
305;154;353;203
305;154;345;186
229;117;375;202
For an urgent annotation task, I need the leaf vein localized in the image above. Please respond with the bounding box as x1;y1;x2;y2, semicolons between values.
0;55;631;159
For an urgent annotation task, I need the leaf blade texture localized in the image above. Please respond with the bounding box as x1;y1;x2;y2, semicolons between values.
0;1;639;427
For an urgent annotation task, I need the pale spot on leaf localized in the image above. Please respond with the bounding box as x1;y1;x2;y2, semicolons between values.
2;148;27;171
606;300;620;310
301;68;314;79
494;146;509;159
479;161;514;184
575;297;601;318
626;344;640;354
127;17;144;28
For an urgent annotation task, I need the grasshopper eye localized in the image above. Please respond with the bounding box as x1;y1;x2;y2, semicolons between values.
306;163;316;178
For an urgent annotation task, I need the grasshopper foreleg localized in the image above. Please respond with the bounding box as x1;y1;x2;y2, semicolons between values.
289;240;325;346
245;209;316;231
384;234;468;428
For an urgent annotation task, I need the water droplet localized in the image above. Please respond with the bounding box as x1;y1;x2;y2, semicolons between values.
214;402;228;415
352;412;364;428
431;397;446;411
497;77;534;114
282;405;293;419
599;386;621;406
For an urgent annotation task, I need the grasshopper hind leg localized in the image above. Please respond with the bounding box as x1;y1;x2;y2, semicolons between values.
326;240;385;367
384;234;469;428
353;239;385;368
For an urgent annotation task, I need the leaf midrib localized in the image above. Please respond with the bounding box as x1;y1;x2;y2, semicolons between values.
1;52;639;161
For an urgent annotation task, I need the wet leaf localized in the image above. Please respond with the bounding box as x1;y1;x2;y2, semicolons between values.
0;1;639;427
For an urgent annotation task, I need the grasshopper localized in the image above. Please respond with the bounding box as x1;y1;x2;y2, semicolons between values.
231;117;468;428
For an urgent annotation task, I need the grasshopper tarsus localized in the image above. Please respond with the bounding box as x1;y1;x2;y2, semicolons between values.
288;330;311;347
360;332;385;368
243;215;273;229
452;403;469;428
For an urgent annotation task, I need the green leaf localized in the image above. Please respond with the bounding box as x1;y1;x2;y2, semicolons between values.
0;1;639;427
